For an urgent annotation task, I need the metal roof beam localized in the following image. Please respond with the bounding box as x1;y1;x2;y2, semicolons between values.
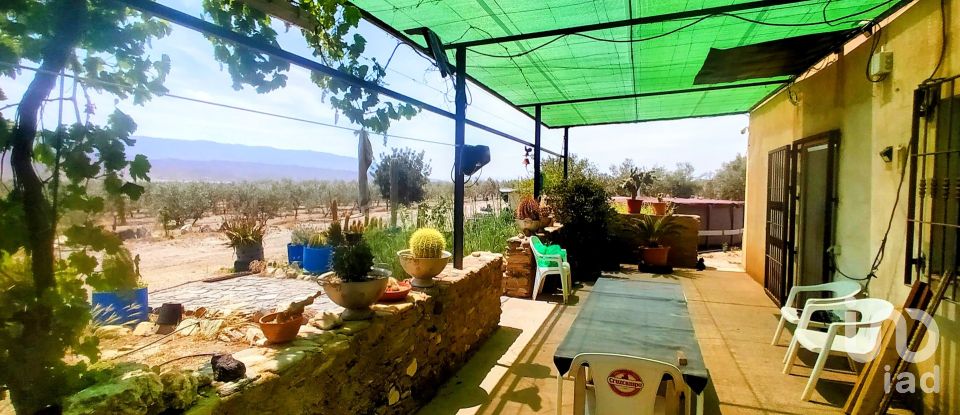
118;0;562;156
518;80;787;108
444;0;810;49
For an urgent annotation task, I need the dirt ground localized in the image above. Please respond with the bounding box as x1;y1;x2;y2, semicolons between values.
119;200;499;291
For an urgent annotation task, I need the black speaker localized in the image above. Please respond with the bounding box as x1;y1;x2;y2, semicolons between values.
462;145;491;176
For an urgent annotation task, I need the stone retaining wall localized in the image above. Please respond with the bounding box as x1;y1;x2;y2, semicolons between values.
203;252;503;415
501;237;534;298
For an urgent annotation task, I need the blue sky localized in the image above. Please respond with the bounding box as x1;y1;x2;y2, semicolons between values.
1;0;748;180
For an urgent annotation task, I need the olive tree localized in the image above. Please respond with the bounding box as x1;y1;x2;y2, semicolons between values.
1;0;418;411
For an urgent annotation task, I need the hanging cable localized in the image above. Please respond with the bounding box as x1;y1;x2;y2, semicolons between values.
0;61;454;147
865;25;887;83
466;0;898;59
924;0;947;82
831;141;912;285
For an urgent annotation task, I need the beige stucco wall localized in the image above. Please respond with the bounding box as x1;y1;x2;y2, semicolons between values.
744;0;959;412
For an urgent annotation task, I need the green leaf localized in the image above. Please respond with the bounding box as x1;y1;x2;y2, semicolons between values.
129;154;151;181
67;251;98;275
120;182;145;200
343;5;361;25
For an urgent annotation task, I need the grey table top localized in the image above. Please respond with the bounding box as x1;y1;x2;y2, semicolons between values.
553;278;710;393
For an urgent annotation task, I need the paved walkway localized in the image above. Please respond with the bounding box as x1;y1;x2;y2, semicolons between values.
421;267;914;415
149;276;339;317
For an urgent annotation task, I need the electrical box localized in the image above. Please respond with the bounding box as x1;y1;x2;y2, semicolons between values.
869;51;893;78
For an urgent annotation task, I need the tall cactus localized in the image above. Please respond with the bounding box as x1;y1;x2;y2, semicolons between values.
409;228;445;258
515;196;541;220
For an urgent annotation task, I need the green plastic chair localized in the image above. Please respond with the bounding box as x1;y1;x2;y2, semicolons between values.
530;236;571;304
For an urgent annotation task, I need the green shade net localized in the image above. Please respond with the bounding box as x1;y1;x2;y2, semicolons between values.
352;0;906;127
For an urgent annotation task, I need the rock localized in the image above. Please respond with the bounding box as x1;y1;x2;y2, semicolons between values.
312;311;342;330
176;318;200;336
211;353;246;382
244;327;265;345
197;319;224;340
134;227;151;239
94;325;132;339
117;229;137;240
132;322;156;336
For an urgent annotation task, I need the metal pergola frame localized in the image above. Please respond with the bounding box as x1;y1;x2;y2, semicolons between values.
118;0;565;269
120;0;912;270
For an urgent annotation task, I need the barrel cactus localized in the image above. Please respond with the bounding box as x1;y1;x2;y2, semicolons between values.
409;228;445;258
515;196;541;220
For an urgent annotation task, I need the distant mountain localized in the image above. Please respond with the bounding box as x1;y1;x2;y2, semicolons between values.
130;136;358;182
146;158;357;182
0;137;362;182
133;136;357;170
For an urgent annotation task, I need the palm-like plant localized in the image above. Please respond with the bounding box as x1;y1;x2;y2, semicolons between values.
636;215;683;247
222;216;267;248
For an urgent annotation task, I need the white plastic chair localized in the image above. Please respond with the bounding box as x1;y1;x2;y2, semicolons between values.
782;298;894;401
558;353;692;415
771;280;862;346
530;236;571;304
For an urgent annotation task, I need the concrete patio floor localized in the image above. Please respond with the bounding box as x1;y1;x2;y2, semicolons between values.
420;266;914;415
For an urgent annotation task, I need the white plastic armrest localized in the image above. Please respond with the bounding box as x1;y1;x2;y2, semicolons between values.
785;283;840;308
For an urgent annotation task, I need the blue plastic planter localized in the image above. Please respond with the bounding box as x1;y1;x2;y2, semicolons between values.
287;243;304;264
303;246;333;274
91;287;149;325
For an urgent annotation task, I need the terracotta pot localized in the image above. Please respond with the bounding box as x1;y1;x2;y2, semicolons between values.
641;246;671;267
380;280;413;302
516;218;541;236
625;199;644;214
319;270;389;321
258;312;304;344
397;249;451;288
649;202;668;216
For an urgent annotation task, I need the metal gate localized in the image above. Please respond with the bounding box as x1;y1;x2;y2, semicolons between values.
764;145;796;306
905;75;960;301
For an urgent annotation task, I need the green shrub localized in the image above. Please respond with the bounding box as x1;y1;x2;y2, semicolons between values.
552;177;616;280
331;238;375;282
364;205;519;278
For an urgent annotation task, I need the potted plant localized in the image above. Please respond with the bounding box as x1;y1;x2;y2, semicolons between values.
515;195;541;235
636;215;682;267
539;198;555;227
257;293;319;344
620;168;654;214
397;227;451;287
649;193;670;216
302;230;334;274
288;225;312;264
223;215;266;272
90;250;149;325
318;232;389;321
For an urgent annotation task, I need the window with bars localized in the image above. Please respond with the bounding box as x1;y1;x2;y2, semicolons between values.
906;76;960;301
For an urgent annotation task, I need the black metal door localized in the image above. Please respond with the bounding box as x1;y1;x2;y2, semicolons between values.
765;145;796;306
905;75;960;301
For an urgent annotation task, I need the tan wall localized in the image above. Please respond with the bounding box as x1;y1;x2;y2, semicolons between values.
744;0;959;412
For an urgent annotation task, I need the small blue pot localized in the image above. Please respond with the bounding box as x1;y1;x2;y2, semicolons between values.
303;245;334;274
91;287;149;325
288;243;305;264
